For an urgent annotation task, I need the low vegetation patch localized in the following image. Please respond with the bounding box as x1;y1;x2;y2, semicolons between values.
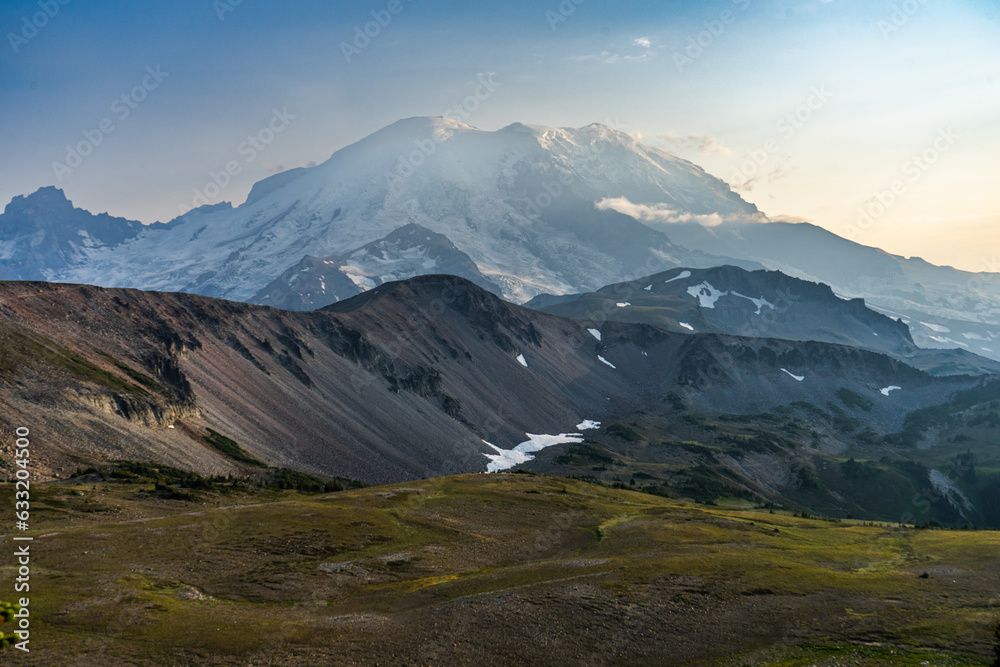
554;443;619;466
95;349;166;393
70;459;364;496
836;387;874;412
0;600;23;650
604;422;642;442
1;473;997;664
204;428;267;466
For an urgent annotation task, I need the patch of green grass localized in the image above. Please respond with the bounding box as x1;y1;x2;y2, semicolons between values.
3;473;998;664
204;429;267;467
95;349;166;393
71;459;364;496
0;327;171;403
675;440;719;462
39;335;150;394
265;467;364;493
679;465;757;504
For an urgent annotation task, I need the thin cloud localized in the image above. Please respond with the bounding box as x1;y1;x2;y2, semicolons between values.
657;131;732;156
731;175;759;192
263;160;287;175
572;50;652;64
765;155;796;183
573;39;653;64
596;196;760;228
770;215;813;224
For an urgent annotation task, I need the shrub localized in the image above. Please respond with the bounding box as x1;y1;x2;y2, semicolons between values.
0;601;23;650
836;387;874;412
605;423;642;442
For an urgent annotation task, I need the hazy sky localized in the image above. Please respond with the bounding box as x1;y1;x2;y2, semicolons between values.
1;0;997;272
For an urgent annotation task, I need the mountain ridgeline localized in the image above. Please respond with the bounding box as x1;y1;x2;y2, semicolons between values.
252;223;503;310
3;117;1000;527
1;275;998;526
525;265;1000;377
2;116;997;367
656;219;1000;361
0;118;760;306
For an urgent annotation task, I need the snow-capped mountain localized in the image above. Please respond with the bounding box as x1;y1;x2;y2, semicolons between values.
3;117;999;364
252;223;502;310
0;117;759;304
0;186;152;280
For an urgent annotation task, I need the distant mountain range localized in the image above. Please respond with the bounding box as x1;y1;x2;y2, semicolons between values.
526;265;1000;377
656;220;1000;360
0;118;759;305
1;117;997;370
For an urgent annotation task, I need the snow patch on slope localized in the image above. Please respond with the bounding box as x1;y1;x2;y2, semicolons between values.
483;433;586;472
780;368;805;381
687;281;728;308
664;270;692;284
730;291;775;315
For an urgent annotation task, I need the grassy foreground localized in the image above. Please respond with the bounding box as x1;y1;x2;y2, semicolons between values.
1;472;998;665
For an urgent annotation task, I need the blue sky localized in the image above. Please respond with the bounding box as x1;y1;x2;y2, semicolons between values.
1;0;997;271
